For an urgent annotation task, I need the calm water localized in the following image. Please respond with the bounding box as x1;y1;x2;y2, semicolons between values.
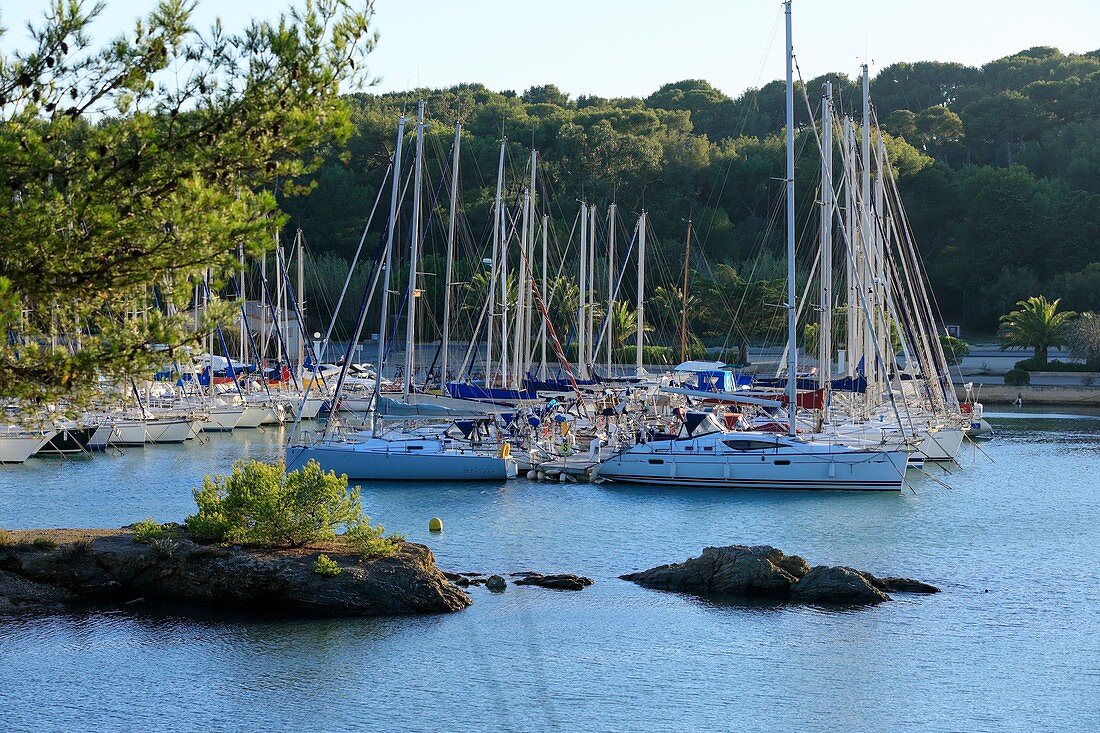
1;412;1097;732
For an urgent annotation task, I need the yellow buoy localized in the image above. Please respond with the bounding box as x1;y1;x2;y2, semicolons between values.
428;517;444;532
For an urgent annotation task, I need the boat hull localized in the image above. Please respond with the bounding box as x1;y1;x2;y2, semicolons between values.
89;422;147;449
594;447;908;491
36;426;95;455
144;418;191;444
287;443;517;481
916;427;964;461
293;396;324;420
1;431;56;463
235;405;270;429
200;406;243;432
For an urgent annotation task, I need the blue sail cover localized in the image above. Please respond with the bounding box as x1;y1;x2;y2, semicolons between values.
446;381;538;402
828;375;868;393
753;375;868;393
522;373;598;392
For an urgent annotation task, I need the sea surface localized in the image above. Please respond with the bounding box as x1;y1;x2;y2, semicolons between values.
1;409;1097;732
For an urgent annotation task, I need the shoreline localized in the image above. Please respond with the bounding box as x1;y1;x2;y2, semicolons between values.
952;381;1100;406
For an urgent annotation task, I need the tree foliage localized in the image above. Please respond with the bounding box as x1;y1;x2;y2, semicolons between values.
282;45;1100;343
0;0;377;402
998;296;1077;363
186;459;363;547
1066;312;1100;367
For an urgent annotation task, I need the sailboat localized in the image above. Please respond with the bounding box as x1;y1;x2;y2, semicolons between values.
593;1;909;491
286;104;517;481
803;66;965;463
0;425;58;463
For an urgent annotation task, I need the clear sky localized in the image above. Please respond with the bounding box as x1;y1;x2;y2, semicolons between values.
4;1;1098;99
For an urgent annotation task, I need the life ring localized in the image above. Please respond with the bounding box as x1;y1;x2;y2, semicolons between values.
498;442;511;459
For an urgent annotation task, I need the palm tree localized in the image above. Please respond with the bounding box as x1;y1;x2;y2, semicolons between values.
606;300;639;351
545;276;579;336
998;295;1076;363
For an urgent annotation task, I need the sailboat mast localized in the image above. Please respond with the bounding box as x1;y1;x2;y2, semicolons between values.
587;204;596;374
874;133;889;389
239;244;246;366
844;115;859;380
512;155;531;387
499;157;509;390
784;0;797;437
276;241;285;374
296;229;305;377
861;63;875;407
207;268;215;399
680;220;693;363
635;211;646;373
403;101;425;400
607;203;616;375
522;150;537;378
539;213;548;380
441;122;461;390
578;202;588;379
371;115;407;433
819;81;833;396
486;138;505;386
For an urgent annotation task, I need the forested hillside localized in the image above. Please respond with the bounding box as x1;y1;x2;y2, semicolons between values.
281;46;1100;341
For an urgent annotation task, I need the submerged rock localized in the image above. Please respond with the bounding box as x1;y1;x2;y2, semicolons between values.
621;545;938;606
511;572;594;591
485;574;507;592
0;528;470;617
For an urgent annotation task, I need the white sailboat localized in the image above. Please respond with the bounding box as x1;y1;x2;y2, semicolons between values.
592;1;909;491
0;426;58;463
809;65;966;463
286;104;518;481
594;413;907;490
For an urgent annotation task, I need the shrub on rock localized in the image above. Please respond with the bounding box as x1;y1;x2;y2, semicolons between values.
344;518;405;559
186;459;362;547
313;554;342;577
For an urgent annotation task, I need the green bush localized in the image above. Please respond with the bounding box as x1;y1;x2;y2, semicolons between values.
131;518;170;544
344;518;405;559
32;537;57;551
186;459;362;548
148;537;177;559
313;554;342;577
940;334;970;366
1014;357;1093;372
1004;368;1031;386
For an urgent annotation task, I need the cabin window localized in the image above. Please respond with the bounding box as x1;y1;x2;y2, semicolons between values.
773;459;790;465
722;439;778;451
648;459;664;465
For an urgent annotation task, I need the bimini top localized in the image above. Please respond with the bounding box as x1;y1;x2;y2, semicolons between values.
673;360;728;373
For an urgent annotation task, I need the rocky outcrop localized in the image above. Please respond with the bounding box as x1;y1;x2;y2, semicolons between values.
0;528;470;616
621;545;938;606
789;565;889;604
